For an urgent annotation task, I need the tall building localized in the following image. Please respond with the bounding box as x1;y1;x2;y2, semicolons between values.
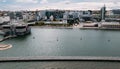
100;5;106;21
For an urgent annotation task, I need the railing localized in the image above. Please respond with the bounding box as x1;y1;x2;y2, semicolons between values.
1;56;120;62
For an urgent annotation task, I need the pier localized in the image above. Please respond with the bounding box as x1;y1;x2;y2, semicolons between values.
0;36;16;42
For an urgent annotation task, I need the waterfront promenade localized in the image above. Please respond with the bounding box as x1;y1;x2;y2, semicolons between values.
1;56;120;69
1;56;120;62
1;60;120;69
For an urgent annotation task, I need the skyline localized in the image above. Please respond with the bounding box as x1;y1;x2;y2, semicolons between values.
0;0;120;11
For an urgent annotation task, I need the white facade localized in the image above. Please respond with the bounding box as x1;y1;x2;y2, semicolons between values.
64;10;92;19
0;16;10;24
22;12;35;21
50;15;54;21
15;28;26;32
106;10;114;16
2;25;11;32
39;10;46;19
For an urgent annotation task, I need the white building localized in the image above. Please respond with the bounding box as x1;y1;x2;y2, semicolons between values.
64;10;92;22
38;10;46;20
0;16;10;24
22;12;35;22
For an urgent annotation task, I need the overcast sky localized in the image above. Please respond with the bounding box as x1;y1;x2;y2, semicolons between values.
0;0;120;11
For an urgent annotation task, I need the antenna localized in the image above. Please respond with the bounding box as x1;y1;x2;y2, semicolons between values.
104;4;106;7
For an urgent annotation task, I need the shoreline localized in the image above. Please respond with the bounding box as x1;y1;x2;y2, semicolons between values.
31;26;120;30
31;25;73;29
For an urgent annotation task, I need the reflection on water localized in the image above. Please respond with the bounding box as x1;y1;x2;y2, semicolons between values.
0;27;120;57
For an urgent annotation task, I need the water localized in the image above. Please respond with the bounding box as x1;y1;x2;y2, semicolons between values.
0;27;120;57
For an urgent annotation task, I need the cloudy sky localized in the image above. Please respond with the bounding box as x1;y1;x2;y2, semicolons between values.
0;0;120;11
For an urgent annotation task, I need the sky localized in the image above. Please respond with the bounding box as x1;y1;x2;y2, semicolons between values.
0;0;120;11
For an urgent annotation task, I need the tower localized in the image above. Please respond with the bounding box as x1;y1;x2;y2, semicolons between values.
101;4;106;22
98;5;106;27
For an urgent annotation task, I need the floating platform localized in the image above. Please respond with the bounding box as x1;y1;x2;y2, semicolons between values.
0;44;12;50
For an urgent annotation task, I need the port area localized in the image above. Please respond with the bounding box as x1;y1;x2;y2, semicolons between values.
0;44;12;50
1;56;120;69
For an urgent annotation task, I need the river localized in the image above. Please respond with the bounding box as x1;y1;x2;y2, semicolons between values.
0;27;120;57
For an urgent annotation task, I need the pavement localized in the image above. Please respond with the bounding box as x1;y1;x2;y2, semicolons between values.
0;61;120;69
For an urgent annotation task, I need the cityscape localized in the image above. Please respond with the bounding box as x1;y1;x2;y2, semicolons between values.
0;0;120;69
0;5;120;28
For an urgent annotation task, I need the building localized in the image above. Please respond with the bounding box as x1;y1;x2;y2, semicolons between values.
2;23;31;37
65;10;92;21
9;11;23;20
80;10;92;21
100;5;106;21
35;10;47;21
45;10;65;21
92;10;101;22
0;16;10;25
64;10;92;24
22;11;36;22
101;23;120;29
105;9;120;22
